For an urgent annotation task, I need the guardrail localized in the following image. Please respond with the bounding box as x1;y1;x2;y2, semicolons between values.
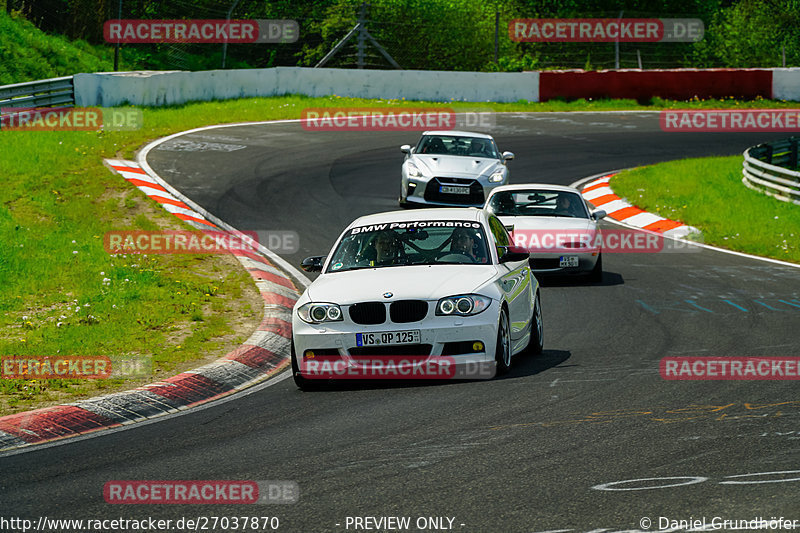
742;137;800;205
0;76;75;128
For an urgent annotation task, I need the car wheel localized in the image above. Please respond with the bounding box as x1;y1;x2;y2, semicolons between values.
291;341;319;391
587;253;603;283
526;291;543;355
494;308;512;375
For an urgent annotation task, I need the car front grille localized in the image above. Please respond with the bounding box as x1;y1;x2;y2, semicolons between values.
348;300;430;324
423;177;484;205
389;300;428;323
349;302;386;325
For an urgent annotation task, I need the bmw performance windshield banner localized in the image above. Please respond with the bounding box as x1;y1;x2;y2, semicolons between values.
349;220;481;236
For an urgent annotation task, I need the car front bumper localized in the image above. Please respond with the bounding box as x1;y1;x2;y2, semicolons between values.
528;250;600;274
401;174;505;207
292;303;502;380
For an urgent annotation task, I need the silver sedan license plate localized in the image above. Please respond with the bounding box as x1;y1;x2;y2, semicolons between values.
559;256;579;267
440;185;470;195
356;330;421;347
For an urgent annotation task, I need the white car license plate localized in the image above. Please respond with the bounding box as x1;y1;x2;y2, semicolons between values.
356;330;420;347
559;256;579;267
440;185;470;195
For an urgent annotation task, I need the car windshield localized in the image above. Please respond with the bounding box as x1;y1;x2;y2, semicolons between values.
326;221;490;273
415;135;500;158
486;190;590;219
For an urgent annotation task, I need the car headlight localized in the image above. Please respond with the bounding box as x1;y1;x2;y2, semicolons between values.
297;302;343;324
406;161;423;178
488;169;505;183
435;294;492;316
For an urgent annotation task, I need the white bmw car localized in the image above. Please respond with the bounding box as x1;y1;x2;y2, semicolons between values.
399;131;514;208
291;208;542;389
485;184;607;281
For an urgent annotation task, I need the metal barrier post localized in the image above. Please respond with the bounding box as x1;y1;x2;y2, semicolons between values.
763;143;773;164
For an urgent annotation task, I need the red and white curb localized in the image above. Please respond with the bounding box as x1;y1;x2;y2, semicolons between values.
0;160;302;452
581;174;700;239
103;160;217;227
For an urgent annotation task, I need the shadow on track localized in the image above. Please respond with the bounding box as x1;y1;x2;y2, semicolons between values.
291;350;570;392
537;271;624;287
501;349;571;380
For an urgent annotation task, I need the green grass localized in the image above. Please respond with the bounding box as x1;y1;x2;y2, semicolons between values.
0;11;123;85
2;93;799;415
612;157;800;263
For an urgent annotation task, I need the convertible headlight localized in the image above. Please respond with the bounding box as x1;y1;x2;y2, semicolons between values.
436;294;491;316
406;161;423;178
297;302;343;324
488;169;505;183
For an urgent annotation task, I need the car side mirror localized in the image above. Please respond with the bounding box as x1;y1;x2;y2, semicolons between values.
502;151;514;162
592;209;607;220
400;145;411;154
301;256;325;272
498;245;529;264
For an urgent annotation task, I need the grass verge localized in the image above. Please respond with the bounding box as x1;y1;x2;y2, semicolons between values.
0;11;121;85
612;156;800;263
2;94;798;416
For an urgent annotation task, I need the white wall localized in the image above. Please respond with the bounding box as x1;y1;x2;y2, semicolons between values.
74;67;539;106
772;68;800;101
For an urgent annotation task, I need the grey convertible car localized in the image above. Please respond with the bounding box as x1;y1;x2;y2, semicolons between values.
399;131;514;208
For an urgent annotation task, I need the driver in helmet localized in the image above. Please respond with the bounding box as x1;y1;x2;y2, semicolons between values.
371;230;404;266
450;227;477;261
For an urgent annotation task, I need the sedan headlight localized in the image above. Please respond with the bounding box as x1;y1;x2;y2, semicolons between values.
406;161;423;178
436;294;492;316
488;169;505;183
297;302;343;324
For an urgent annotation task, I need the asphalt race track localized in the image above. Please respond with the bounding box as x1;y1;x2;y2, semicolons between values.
2;113;799;533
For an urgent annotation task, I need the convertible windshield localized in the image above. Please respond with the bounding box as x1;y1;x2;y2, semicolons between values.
326;221;490;273
415;135;500;158
486;190;590;219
